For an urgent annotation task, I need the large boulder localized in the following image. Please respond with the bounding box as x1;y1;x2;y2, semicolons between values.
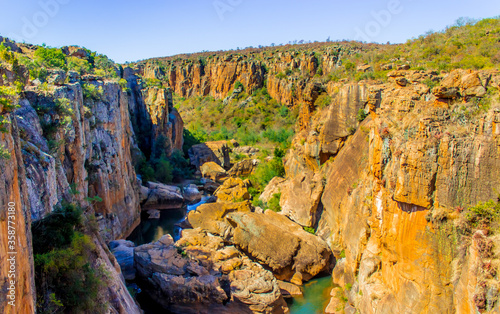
141;182;184;210
214;177;251;202
259;177;286;205
135;232;289;313
279;167;325;228
201;162;228;182
440;69;486;97
228;159;260;177
177;229;290;314
187;201;252;238
189;141;231;170
109;240;136;280
226;210;332;284
183;184;202;204
134;235;228;313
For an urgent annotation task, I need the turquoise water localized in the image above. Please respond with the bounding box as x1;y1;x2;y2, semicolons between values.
127;199;333;313
287;276;334;314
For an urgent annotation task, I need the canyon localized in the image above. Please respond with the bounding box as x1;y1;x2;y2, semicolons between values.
1;17;500;314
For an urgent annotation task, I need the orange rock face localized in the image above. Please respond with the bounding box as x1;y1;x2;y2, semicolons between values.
275;69;500;313
0;115;35;314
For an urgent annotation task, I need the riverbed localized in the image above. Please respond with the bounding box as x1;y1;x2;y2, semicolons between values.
127;202;333;313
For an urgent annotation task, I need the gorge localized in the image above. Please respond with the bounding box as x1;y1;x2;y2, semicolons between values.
1;16;500;314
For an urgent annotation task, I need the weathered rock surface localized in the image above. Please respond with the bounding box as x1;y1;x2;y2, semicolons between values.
0;112;36;314
214;177;251;202
200;161;228;182
141;182;184;210
228;158;260;177
187;201;252;238
259;177;286;205
109;240;136;280
135;232;289;313
189;141;231;170
227;210;332;284
134;235;228;313
270;69;500;313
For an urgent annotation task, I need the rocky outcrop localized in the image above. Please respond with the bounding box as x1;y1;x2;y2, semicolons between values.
178;228;289;314
273;68;500;313
214;177;251;202
0;112;35;314
135;232;289;313
141;182;184;210
228;159;260;177
141;57;265;99
127;70;184;158
200;161;228;182
134;235;229;313
92;235;141;314
227;210;332;284
21;80;142;241
189;141;231;170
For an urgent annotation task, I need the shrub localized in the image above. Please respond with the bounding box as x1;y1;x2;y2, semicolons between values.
276;72;287;79
118;78;130;93
303;226;315;234
67;56;91;74
423;78;438;90
357;108;368;122
34;46;67;69
82;84;104;101
268;193;281;212
32;202;83;254
463;200;499;229
93;54;117;78
314;94;332;108
279;106;289;117
234;81;243;90
344;60;356;72
34;232;106;313
155;158;174;183
0;85;18;112
0;143;10;160
168;149;194;180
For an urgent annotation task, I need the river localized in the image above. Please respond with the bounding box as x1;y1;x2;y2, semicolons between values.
127;199;333;313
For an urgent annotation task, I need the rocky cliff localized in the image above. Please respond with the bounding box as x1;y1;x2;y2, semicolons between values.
0;110;35;314
278;69;500;313
132;32;500;312
136;44;359;108
0;40;184;313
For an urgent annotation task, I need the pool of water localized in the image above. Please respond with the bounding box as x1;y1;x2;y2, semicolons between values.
287;276;334;314
127;198;333;313
127;208;186;245
127;196;211;245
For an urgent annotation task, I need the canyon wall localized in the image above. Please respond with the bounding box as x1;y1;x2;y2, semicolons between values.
0;111;35;314
137;47;500;312
0;52;182;312
283;69;500;313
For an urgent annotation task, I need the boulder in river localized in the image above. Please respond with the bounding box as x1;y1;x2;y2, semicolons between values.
141;182;184;210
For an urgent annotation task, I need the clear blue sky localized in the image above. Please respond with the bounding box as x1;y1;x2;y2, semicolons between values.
0;0;498;63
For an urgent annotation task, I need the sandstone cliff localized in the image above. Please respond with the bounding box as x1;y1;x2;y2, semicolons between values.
0;40;184;313
277;69;500;313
